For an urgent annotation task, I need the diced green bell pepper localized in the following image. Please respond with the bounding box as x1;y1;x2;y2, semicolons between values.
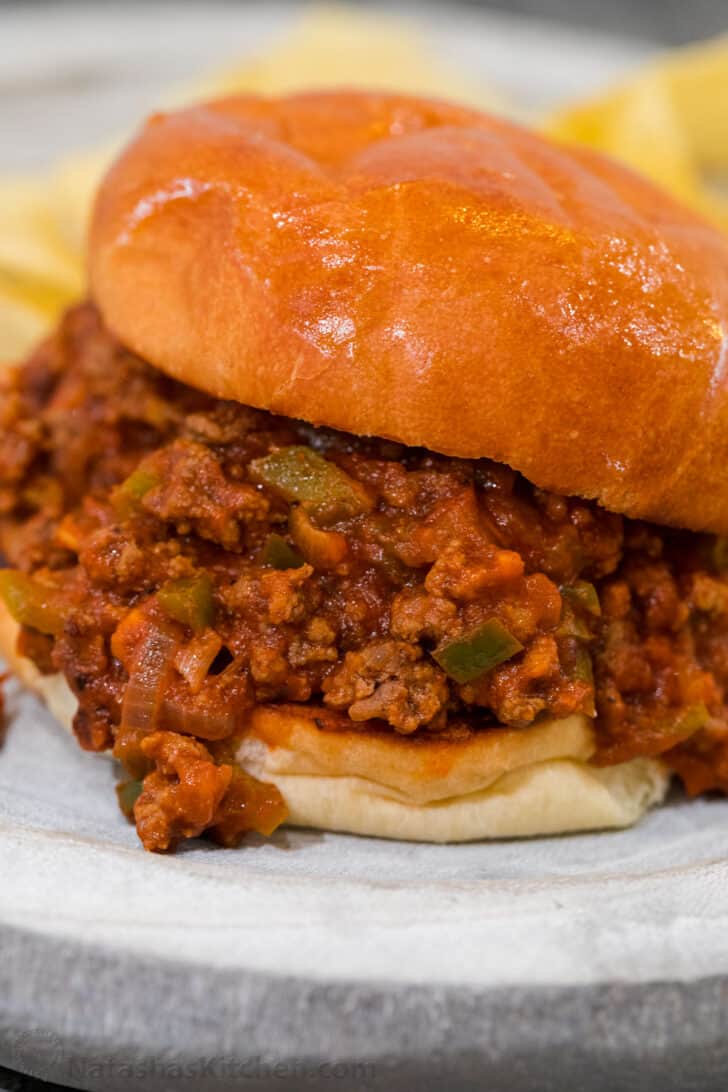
116;778;143;819
710;538;728;572
113;466;160;518
262;533;305;570
561;580;601;617
157;573;214;633
0;569;65;635
557;602;592;641
433;619;523;684
249;446;373;524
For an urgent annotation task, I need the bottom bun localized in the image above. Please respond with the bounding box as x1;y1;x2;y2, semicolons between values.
0;609;80;731
238;707;669;841
0;609;669;841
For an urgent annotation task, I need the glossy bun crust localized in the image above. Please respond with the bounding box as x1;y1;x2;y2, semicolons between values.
90;91;728;533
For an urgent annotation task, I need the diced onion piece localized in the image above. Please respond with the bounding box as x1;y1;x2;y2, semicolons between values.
55;514;83;552
159;695;239;741
671;702;711;740
289;505;347;569
120;621;179;733
174;631;224;694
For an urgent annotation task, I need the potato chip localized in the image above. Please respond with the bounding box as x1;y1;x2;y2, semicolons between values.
0;263;78;317
657;35;728;174
185;3;505;111
0;176;82;292
0;176;82;361
0;289;51;366
48;144;118;256
546;36;728;230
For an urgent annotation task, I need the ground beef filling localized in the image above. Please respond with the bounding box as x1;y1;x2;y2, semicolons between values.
1;304;728;849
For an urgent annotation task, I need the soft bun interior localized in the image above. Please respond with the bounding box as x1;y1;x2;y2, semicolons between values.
237;705;669;841
0;607;79;734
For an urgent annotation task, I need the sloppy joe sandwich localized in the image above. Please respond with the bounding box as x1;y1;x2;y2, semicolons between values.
1;91;727;851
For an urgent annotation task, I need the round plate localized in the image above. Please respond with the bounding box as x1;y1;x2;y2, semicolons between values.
3;5;726;1091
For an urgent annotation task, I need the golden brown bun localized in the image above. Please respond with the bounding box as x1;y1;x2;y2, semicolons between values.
90;91;728;533
0;607;668;840
237;705;668;840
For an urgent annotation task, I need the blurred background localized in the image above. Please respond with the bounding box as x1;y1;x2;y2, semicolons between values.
2;0;726;170
3;0;728;45
1;0;726;360
468;0;726;42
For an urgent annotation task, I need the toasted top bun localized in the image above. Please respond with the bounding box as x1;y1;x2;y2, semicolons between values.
0;604;668;841
89;91;728;534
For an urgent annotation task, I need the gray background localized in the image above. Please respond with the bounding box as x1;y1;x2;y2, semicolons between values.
476;0;727;43
3;0;727;44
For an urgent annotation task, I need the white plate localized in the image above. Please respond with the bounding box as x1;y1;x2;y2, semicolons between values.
1;6;723;1091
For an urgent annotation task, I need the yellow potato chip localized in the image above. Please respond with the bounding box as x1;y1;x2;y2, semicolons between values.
657;35;728;173
0;289;51;366
0;263;78;317
0;176;83;358
48;144;118;257
0;176;83;292
546;36;728;230
186;3;505;111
